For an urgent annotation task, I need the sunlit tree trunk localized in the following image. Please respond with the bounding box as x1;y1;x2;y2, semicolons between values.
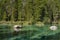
21;0;26;21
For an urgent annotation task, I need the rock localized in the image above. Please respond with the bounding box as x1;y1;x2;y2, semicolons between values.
13;25;22;32
50;26;57;31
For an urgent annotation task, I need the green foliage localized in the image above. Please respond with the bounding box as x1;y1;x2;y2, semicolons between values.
0;0;60;24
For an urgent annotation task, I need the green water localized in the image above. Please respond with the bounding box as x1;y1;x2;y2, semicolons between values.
0;24;60;40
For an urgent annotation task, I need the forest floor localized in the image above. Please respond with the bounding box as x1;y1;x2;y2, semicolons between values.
0;21;44;26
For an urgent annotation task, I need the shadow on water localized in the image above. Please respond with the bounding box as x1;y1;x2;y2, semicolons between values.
40;33;60;40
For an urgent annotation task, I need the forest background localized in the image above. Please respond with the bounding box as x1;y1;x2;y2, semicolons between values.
0;0;60;25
